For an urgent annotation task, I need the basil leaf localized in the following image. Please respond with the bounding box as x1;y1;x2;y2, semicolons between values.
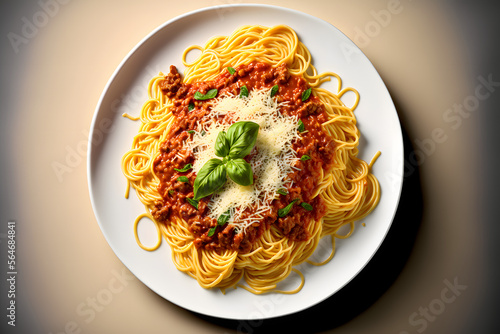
188;102;195;111
301;155;311;161
214;131;230;158
270;85;279;97
277;189;288;196
187;130;195;134
278;199;298;217
186;197;199;210
174;163;193;173
297;120;305;132
194;88;218;100
301;87;312;101
226;121;260;159
168;189;174;196
193;158;227;200
226;159;253;186
177;176;189;183
239;85;249;98
201;130;206;136
217;210;230;226
207;227;216;237
227;67;236;75
300;202;313;211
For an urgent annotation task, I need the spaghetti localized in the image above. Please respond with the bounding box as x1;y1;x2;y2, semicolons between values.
121;25;380;294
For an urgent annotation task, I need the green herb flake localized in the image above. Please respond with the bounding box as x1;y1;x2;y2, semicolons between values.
168;190;174;196
300;155;311;161
297;119;305;132
186;197;199;210
239;85;249;98
270;85;279;97
188;102;195;111
278;199;299;218
227;67;236;75
177;176;189;183
194;88;218;100
187;130;195;134
201;130;206;136
301;87;312;101
217;210;230;226
207;227;216;237
277;189;288;196
174;163;193;173
300;202;313;211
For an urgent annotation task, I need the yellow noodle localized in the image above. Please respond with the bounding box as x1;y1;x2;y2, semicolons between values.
121;25;380;294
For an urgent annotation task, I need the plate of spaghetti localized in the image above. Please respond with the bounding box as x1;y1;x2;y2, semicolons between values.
88;4;403;319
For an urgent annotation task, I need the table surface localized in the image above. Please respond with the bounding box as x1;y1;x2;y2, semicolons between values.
1;1;498;333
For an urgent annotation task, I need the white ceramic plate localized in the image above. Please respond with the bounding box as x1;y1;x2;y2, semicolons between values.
88;4;403;320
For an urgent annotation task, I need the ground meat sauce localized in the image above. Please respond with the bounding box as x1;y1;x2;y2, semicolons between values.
151;62;336;253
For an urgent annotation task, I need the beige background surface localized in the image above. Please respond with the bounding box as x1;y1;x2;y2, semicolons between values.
1;0;497;333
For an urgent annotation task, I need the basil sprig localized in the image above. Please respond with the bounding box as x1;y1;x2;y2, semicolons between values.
301;87;312;101
277;188;288;196
278;199;299;217
208;210;231;237
193;159;227;200
174;163;193;173
193;121;259;200
194;89;218;100
297;120;305;132
177;176;189;183
239;85;249;98
227;66;236;75
300;202;313;211
270;85;279;97
225;121;259;159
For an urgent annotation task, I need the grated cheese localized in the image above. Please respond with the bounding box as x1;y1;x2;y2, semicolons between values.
184;88;301;233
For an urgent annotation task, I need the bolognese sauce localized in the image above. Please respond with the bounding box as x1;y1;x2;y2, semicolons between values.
151;62;335;253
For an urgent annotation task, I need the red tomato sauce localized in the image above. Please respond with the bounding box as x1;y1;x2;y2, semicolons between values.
152;62;335;253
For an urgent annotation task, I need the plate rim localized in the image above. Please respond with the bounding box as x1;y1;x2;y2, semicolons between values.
87;3;404;320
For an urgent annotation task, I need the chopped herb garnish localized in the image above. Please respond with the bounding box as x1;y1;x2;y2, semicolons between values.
207;227;216;237
300;202;313;211
177;176;189;183
301;87;312;101
270;85;279;97
217;210;230;226
297;119;305;132
174;163;193;173
301;155;311;161
187;130;195;134
227;66;236;75
277;189;288;196
278;199;298;217
168;190;174;196
201;130;206;136
188;102;195;111
194;89;218;100
186;197;199;210
239;85;249;98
